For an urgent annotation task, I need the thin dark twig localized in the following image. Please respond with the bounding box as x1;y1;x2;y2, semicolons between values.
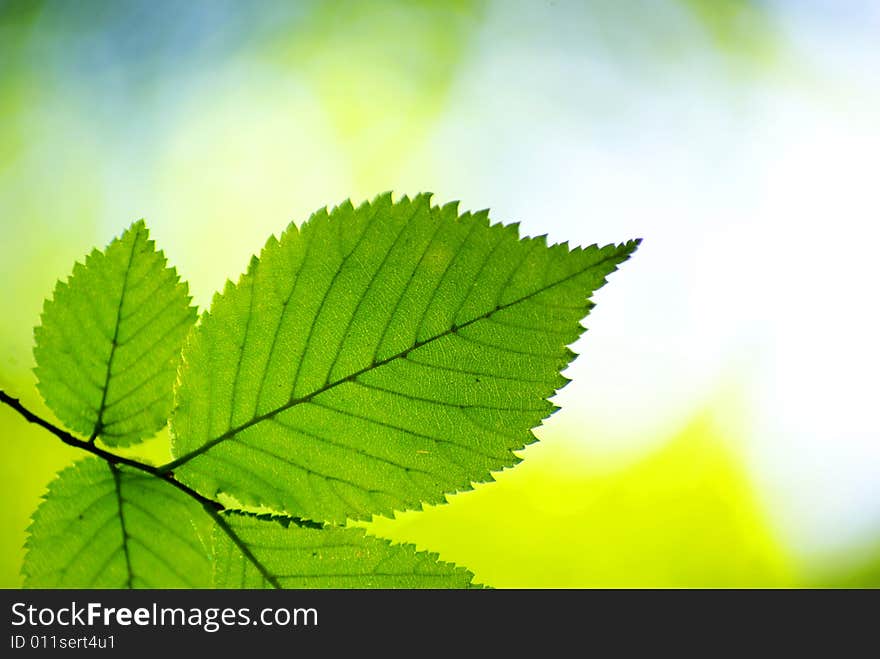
0;389;221;509
1;387;324;586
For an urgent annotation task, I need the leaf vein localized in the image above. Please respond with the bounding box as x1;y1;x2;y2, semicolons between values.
289;201;381;398
324;197;422;385
91;226;143;440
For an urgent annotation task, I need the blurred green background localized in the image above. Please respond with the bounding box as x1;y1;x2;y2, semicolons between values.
1;0;878;587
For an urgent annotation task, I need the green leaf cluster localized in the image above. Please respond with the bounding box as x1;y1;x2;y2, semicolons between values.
19;193;638;588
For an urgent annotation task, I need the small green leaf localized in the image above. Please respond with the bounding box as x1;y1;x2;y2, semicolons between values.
171;193;638;523
34;220;197;446
23;458;212;588
212;511;475;588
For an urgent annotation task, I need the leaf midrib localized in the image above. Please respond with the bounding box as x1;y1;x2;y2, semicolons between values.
109;463;134;588
91;226;141;442
163;245;633;473
209;510;282;589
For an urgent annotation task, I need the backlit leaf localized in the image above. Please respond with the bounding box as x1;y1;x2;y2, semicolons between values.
23;458;212;588
170;193;638;523
212;511;475;588
34;220;197;446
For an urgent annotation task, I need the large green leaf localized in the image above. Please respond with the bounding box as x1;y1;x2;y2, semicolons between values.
170;193;638;523
34;220;197;446
212;512;475;588
23;458;212;588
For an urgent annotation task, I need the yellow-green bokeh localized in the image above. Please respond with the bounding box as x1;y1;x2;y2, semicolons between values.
1;0;878;588
365;411;796;588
